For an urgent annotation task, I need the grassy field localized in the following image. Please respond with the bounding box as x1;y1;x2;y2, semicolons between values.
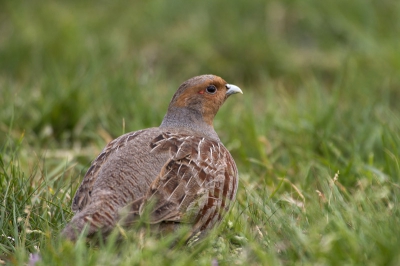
1;0;400;265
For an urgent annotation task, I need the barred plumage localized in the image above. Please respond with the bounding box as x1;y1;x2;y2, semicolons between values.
62;74;242;241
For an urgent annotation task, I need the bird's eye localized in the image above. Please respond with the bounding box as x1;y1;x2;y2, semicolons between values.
206;85;217;94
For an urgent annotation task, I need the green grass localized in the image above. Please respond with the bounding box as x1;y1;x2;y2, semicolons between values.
1;0;400;265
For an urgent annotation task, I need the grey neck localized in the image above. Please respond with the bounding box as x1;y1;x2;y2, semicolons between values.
160;106;220;141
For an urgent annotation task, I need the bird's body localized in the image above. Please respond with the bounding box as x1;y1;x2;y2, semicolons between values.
62;75;242;241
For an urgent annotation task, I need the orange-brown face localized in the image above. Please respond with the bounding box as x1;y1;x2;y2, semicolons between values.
171;75;233;125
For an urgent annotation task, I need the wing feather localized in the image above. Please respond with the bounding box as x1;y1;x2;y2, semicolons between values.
123;132;238;232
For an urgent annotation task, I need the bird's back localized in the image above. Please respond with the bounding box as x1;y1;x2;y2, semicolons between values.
65;127;238;240
72;127;170;213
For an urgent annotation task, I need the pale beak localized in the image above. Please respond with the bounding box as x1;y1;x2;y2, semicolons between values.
226;84;243;96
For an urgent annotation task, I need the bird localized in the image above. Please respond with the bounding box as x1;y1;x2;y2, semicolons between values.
62;74;242;242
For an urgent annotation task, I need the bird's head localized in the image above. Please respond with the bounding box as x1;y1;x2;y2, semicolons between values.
167;75;243;126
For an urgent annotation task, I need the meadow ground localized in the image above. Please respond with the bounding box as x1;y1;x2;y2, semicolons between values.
1;0;400;265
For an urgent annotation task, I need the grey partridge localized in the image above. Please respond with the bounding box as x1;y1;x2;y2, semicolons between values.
62;74;242;242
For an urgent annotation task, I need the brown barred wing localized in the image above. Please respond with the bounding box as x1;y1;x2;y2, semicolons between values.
129;132;238;233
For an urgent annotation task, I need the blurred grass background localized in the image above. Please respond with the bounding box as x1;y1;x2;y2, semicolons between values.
1;0;400;265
